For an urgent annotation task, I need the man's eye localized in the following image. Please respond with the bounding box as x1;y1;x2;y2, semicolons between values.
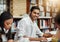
34;12;36;14
34;12;39;15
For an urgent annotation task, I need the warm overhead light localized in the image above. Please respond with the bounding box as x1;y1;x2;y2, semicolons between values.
48;0;58;7
49;0;58;4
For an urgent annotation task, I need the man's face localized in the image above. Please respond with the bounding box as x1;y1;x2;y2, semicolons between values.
4;18;13;30
30;9;40;21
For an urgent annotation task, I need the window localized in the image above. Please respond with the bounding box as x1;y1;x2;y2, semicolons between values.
0;0;6;15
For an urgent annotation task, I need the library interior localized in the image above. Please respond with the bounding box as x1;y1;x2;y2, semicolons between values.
0;0;60;42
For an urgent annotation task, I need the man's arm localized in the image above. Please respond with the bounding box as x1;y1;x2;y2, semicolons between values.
36;24;53;38
43;33;54;38
29;37;47;41
17;20;26;37
23;36;47;41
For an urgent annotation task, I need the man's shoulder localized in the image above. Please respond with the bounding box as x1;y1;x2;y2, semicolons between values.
19;16;30;22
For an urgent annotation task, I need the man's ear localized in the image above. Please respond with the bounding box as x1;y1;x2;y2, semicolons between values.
29;11;32;16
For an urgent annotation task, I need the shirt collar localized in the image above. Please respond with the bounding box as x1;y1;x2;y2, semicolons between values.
3;28;9;33
28;15;36;23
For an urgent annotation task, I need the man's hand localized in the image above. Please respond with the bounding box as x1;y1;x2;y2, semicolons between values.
43;33;53;38
40;37;47;42
41;37;47;40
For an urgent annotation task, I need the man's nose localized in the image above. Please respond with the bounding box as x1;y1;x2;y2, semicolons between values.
36;14;39;17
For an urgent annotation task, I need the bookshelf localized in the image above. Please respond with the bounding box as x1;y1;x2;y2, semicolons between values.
38;17;52;33
29;0;58;33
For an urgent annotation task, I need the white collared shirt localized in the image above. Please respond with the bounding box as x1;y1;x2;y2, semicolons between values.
3;28;9;34
17;15;43;42
0;28;9;42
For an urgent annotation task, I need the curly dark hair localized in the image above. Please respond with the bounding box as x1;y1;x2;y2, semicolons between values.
30;6;40;12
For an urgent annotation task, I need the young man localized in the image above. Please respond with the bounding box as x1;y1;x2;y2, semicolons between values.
17;6;52;42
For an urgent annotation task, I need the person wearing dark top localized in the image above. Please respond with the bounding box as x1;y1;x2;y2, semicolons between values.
0;11;15;42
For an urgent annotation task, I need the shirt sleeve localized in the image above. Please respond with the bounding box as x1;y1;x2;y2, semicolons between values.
36;24;44;37
17;19;26;37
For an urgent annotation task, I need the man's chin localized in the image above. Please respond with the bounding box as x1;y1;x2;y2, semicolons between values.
34;18;37;20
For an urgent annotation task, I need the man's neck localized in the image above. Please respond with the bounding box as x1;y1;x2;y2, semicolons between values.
29;16;34;22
